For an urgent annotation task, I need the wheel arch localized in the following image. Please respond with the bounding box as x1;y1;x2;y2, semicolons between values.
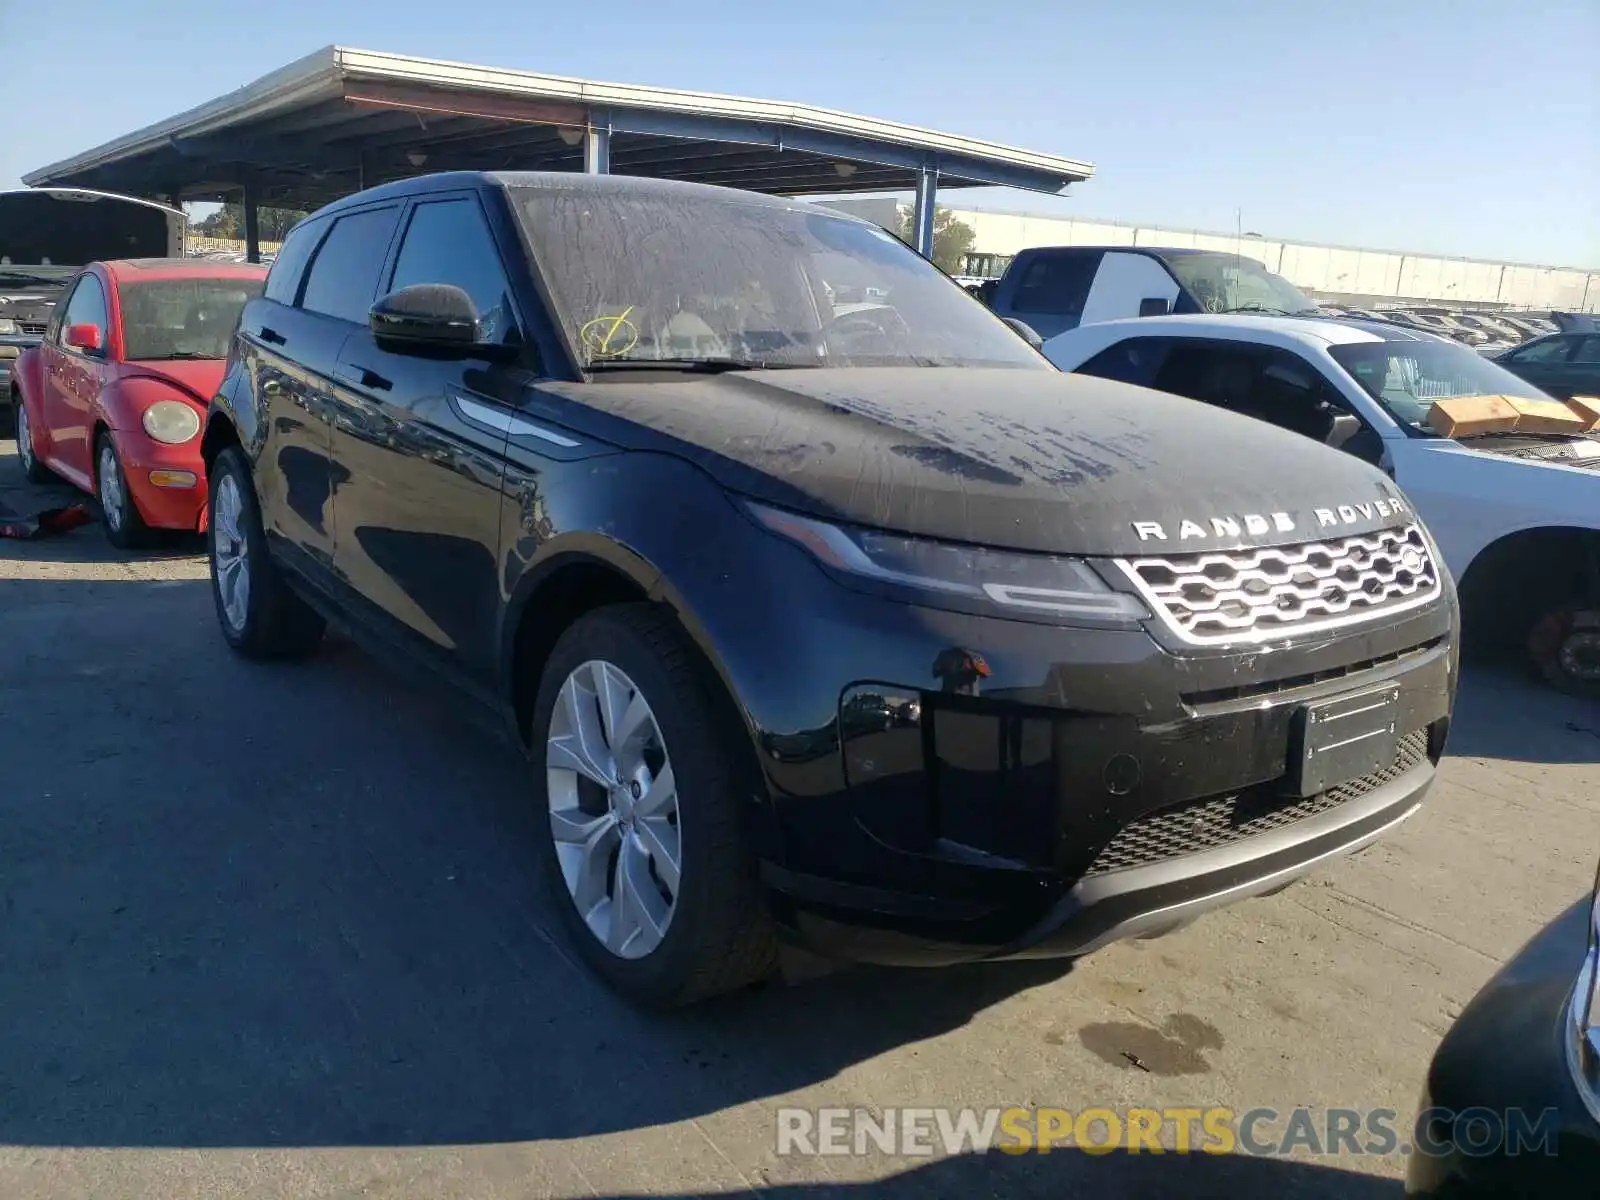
502;537;753;758
1455;523;1600;651
201;410;240;472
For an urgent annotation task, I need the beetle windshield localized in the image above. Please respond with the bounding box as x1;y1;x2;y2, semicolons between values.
119;277;262;361
511;183;1046;371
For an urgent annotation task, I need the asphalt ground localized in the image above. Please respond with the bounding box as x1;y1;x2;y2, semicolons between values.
2;436;1596;1199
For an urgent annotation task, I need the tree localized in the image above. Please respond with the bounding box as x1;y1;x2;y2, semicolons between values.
193;203;307;242
896;206;977;275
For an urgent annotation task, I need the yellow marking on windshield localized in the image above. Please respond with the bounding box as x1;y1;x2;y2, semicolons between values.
580;306;639;359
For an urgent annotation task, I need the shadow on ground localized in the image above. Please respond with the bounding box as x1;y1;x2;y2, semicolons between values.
605;1149;1404;1198
1445;664;1599;765
0;560;1086;1152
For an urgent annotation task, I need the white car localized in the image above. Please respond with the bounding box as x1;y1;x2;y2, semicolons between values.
1044;314;1600;695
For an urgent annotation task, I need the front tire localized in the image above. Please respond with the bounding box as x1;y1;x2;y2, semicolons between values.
531;605;778;1008
15;399;53;484
96;433;153;550
208;446;326;659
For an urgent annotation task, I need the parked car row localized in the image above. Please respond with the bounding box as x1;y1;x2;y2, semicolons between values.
1316;303;1562;352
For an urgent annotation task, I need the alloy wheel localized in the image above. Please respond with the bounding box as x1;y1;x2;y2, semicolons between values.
16;403;34;472
546;659;681;960
98;441;125;533
212;472;252;634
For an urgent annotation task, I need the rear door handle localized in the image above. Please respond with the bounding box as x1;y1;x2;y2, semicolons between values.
258;326;286;346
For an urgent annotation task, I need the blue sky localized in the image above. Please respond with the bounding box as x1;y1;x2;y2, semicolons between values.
1;0;1594;265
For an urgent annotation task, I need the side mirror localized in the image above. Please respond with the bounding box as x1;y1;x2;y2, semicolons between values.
1326;412;1362;450
1138;297;1170;317
370;284;482;352
1002;317;1044;351
65;323;103;353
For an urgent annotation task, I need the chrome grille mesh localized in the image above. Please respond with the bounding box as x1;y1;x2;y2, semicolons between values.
1118;524;1440;645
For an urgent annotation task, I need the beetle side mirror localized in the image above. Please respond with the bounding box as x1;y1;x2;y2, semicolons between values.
64;323;103;353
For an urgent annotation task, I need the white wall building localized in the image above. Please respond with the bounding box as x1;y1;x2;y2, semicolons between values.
816;199;1599;313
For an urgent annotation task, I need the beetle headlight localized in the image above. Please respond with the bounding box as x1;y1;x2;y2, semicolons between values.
746;500;1148;627
142;400;201;445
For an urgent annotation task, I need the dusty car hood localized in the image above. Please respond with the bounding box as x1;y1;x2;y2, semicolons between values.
547;367;1410;557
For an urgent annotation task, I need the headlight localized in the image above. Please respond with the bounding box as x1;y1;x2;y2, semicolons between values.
745;500;1148;627
0;318;17;335
141;400;201;444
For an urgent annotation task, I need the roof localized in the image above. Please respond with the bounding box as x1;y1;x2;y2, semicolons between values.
1047;313;1454;353
23;46;1095;207
101;257;268;280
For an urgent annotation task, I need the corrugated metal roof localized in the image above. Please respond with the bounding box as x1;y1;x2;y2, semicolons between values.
23;46;1094;207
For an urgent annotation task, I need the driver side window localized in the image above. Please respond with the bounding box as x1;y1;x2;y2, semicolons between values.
1149;340;1381;464
55;273;108;353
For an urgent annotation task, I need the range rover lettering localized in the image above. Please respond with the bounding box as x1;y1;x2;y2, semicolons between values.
203;172;1459;1007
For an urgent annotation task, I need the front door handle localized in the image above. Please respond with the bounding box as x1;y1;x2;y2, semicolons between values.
338;364;392;392
258;326;286;346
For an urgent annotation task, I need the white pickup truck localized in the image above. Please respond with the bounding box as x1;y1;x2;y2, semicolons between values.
1044;314;1600;695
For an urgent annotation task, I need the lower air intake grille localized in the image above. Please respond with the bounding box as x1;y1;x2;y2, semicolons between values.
1083;730;1428;877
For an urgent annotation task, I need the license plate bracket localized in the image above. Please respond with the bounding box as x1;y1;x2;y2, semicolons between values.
1287;684;1401;798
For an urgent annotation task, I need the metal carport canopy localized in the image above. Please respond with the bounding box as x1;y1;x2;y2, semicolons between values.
22;46;1093;256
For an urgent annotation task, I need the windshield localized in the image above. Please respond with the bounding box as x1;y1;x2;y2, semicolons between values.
511;185;1046;371
1162;252;1319;315
1328;340;1552;434
119;277;262;361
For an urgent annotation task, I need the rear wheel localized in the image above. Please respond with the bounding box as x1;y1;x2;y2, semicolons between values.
15;400;53;484
530;605;777;1007
208;446;326;659
96;433;153;550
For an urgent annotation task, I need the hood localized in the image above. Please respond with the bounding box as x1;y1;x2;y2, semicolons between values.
116;359;226;407
0;268;73;340
1454;432;1600;471
545;367;1410;557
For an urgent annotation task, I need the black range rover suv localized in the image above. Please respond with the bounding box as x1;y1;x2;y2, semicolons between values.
204;171;1458;1007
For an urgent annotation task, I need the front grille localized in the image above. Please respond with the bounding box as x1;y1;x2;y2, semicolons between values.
17;321;47;336
1118;525;1441;646
1183;637;1446;707
1083;730;1428;877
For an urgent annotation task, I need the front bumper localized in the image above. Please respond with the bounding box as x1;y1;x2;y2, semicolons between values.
688;514;1460;967
114;428;208;531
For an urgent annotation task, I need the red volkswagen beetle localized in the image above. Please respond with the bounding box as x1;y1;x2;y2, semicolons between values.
12;258;265;547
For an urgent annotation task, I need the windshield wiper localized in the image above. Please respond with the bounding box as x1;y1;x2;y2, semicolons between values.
136;351;216;361
586;357;818;373
1217;304;1296;315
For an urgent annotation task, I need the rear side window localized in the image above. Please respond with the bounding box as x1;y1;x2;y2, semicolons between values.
300;206;400;325
1075;337;1170;387
263;219;322;305
1570;335;1600;364
388;198;520;345
1506;335;1574;364
1011;252;1100;316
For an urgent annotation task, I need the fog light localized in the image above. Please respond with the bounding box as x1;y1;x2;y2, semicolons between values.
148;469;197;489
